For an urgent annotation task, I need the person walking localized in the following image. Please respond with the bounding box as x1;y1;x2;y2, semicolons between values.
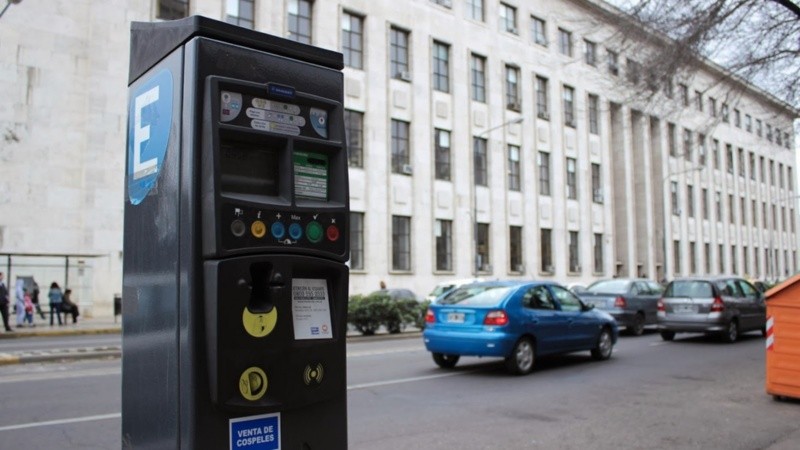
15;277;25;328
61;288;80;324
47;281;64;326
22;288;34;327
0;272;12;332
31;281;45;320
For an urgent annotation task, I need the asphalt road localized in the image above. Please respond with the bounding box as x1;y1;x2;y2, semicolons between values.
1;330;799;449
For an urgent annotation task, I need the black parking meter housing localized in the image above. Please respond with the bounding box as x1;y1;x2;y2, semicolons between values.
122;16;348;450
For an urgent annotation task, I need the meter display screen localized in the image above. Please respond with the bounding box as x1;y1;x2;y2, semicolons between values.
220;142;278;196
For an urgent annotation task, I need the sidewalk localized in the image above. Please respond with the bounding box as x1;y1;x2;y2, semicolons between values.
0;315;421;365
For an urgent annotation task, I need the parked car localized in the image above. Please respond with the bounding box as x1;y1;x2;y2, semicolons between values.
657;276;767;343
565;282;587;294
425;278;485;303
422;281;618;375
578;278;663;336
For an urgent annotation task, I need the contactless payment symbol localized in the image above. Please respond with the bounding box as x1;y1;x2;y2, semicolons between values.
239;367;268;401
303;363;324;386
127;69;173;205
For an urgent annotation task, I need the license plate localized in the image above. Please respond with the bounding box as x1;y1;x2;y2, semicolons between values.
447;312;465;323
673;304;697;314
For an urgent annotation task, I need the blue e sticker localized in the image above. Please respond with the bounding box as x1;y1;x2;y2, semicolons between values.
127;69;173;205
230;413;280;450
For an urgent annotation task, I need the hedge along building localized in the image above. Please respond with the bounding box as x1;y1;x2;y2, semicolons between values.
0;0;796;313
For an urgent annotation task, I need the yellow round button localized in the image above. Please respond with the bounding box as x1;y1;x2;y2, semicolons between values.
251;220;266;238
239;367;268;401
242;306;277;338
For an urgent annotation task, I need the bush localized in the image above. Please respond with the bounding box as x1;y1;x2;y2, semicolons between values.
347;294;430;335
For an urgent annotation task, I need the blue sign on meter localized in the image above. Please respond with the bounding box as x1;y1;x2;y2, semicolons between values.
229;413;280;450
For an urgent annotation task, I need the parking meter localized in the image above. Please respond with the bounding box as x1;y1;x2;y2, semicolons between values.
122;16;348;450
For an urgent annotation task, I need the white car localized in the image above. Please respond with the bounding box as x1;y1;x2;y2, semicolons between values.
425;278;485;303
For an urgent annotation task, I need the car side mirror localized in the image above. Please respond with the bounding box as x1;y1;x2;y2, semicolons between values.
582;303;594;312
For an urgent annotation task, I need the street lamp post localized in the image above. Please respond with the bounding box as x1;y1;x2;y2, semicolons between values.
0;0;23;20
661;166;704;281
472;116;524;275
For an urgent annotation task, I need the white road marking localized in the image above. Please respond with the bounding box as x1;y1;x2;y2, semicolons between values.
348;370;480;390
347;345;424;358
0;413;120;432
0;367;120;384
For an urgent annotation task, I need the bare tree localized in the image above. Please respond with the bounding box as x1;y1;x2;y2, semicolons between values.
608;0;799;112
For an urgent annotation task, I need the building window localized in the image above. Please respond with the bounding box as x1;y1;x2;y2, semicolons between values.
734;109;741;128
474;137;487;186
695;90;703;111
509;226;523;272
668;123;677;157
563;85;575;127
499;3;517;34
558;28;572;56
566;157;578;200
434;129;451;181
745;114;752;132
664;79;674;98
531;16;547;46
702;188;709;220
432;41;450;93
584;39;597;66
756;119;763;137
505;65;520;110
760;156;766;182
157;0;189;20
731;246;737;274
767;124;773;142
770;160;775;185
752;199;758;227
683;128;692;161
719;244;725;273
225;0;254;29
391;119;410;174
698;133;707;166
392;216;411;271
690;242;697;275
679;84;689;106
729;194;735;223
287;0;312;44
687;185;695;218
742;197;747;225
592;163;602;203
538;151;551;196
535;75;549;119
431;0;452;8
465;0;484;21
477;223;490;272
470;54;486;102
674;240;681;275
776;129;783;146
708;97;716;117
738;148;745;177
341;12;364;69
350;212;364;270
541;228;553;272
726;144;734;174
712;139;720;169
749;152;756;181
626;59;640;84
435;219;452;272
779;163;785;188
508;145;521;191
569;231;580;273
671;181;679;215
705;243;712;274
594;233;603;274
344;110;363;168
607;49;619;76
715;191;722;222
389;27;410;79
588;94;599;135
721;103;729;123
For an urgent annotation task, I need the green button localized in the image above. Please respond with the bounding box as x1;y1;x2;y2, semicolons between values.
306;221;323;243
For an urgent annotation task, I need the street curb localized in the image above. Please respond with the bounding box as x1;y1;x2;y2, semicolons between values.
0;328;122;340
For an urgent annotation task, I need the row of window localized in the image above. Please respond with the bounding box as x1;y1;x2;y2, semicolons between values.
669;182;796;232
672;241;797;278
350;212;604;275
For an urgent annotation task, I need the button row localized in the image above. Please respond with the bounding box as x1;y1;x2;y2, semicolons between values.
230;219;339;243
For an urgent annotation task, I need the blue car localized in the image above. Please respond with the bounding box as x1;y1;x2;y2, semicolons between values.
423;281;619;375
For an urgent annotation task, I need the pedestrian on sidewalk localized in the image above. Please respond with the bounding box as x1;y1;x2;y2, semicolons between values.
15;277;25;328
47;281;64;326
22;288;35;327
0;272;12;332
61;288;80;324
31;281;45;320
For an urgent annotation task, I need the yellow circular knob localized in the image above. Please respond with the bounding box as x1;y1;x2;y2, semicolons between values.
251;220;266;238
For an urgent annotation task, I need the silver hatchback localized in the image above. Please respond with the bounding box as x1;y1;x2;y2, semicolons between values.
657;277;767;343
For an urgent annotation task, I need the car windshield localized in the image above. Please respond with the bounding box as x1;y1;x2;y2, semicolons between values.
429;285;454;297
586;279;630;294
438;286;514;306
665;281;713;298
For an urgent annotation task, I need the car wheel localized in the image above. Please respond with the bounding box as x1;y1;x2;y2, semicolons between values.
432;353;459;369
627;313;645;336
505;337;535;375
591;328;614;360
660;330;675;341
721;319;739;343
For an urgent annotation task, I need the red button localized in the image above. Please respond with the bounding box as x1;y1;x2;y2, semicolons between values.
326;225;340;242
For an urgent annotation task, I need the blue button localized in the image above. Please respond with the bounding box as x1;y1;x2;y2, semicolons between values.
289;223;303;240
271;222;285;239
